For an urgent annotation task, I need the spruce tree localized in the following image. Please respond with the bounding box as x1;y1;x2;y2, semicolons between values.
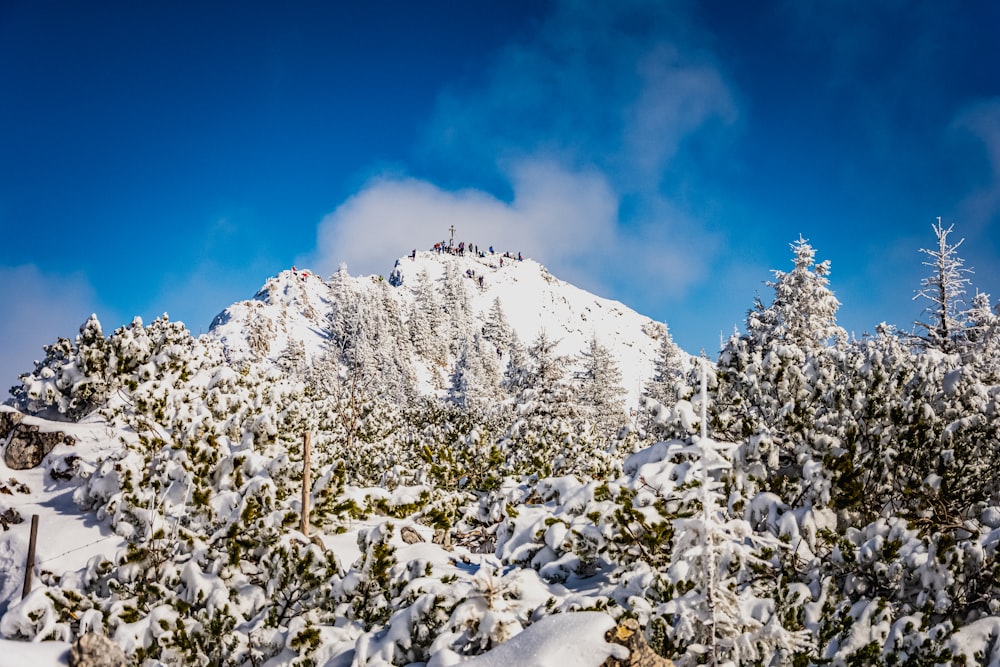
746;236;845;350
449;332;502;413
408;268;447;366
577;334;626;434
643;323;684;408
440;260;474;356
481;297;512;355
715;237;848;507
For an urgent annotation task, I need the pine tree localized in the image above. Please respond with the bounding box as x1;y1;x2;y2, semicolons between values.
651;365;812;664
962;291;1000;384
501;331;530;396
715;237;848;507
441;260;474;355
371;279;416;404
65;314;111;418
523;331;576;420
11;335;74;415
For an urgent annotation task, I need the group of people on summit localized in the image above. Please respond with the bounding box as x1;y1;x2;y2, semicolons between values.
423;241;523;263
402;237;524;291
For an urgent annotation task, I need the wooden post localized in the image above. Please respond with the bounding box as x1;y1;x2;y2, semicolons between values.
300;432;311;537
22;514;38;599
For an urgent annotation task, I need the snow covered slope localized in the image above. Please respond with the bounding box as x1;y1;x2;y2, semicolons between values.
209;250;676;406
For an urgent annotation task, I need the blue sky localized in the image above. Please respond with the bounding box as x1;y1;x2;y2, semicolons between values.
3;1;1000;387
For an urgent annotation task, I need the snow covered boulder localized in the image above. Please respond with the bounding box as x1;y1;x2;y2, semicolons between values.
0;407;23;440
603;618;676;666
3;423;74;470
69;632;126;667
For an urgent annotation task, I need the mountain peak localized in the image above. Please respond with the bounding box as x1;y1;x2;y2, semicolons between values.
209;250;678;406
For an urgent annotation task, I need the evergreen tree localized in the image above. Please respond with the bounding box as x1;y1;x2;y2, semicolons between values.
371;279;417;404
65;314;111;418
481;297;512;355
449;332;502;413
11;335;74;415
643;323;684;408
959;291;1000;380
408;268;447;366
501;331;530;396
440;260;474;356
746;236;846;350
577;334;626;434
523;331;576;420
715;237;848;507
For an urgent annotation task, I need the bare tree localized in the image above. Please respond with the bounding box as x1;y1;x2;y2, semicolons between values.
913;218;973;352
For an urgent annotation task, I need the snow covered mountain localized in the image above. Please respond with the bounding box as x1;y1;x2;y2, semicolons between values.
209;250;675;407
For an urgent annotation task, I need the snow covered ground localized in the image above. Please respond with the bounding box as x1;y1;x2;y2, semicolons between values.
0;407;630;666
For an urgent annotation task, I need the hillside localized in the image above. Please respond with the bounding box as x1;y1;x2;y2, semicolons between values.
209;250;673;407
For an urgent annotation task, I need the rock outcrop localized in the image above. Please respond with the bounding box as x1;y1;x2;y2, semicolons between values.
0;407;24;440
3;422;75;470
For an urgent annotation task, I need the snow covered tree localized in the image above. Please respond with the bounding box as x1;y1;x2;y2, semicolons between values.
653;364;812;665
449;332;502;413
326;275;414;406
11;335;75;416
501;331;530;396
408;268;448;367
714;238;848;507
276;338;308;379
12;314;112;419
577;334;626;434
481;297;512;355
440;260;474;356
643;323;684;408
522;331;577;421
68;313;111;416
747;235;846;350
959;291;1000;383
371;279;417;403
912;218;973;353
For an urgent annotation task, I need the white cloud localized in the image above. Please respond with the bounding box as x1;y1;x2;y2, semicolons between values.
309;155;720;310
311;159;616;282
623;43;738;189
0;265;104;394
